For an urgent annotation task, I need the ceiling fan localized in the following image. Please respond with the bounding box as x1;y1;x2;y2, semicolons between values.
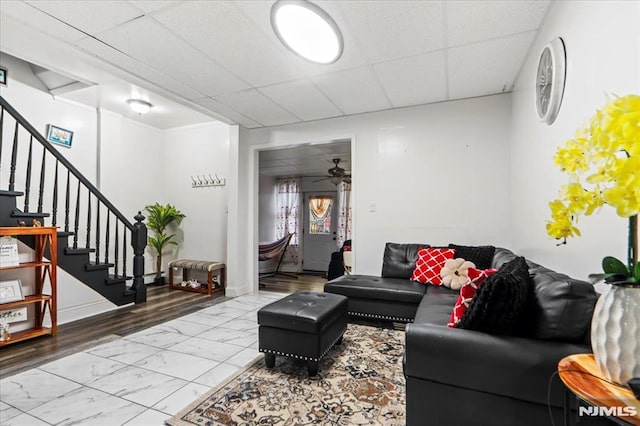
313;158;352;183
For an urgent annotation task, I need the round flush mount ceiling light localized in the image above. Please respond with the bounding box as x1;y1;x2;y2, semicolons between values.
127;99;153;114
271;0;343;64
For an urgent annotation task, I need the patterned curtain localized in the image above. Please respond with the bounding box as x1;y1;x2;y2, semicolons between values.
336;181;352;249
276;178;300;264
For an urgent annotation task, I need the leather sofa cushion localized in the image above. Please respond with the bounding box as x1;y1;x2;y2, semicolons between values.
413;286;459;325
325;275;427;304
491;247;518;269
526;269;596;342
382;243;428;279
490;248;597;342
257;291;348;334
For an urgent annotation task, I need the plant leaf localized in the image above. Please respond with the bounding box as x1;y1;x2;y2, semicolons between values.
602;256;629;275
634;261;640;282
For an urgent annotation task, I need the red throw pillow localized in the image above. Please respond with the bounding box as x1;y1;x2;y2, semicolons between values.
447;267;497;328
411;247;455;285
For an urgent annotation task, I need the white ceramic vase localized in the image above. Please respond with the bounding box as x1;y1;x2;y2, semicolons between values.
590;285;640;386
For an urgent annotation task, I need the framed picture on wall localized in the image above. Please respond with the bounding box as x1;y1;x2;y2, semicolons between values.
0;67;6;86
46;124;73;148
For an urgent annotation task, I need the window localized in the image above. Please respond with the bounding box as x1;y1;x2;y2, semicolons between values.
309;195;332;235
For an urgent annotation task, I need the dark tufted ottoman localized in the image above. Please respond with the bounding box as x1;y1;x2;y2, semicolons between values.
257;291;348;376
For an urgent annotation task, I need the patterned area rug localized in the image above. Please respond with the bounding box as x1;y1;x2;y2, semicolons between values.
166;323;405;425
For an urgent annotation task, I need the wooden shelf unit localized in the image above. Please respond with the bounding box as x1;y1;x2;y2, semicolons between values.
0;226;57;347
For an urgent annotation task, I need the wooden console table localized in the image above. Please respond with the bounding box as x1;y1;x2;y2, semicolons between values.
558;353;640;425
168;259;225;295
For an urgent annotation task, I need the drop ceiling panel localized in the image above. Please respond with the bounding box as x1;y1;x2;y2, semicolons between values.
74;36;204;101
2;1;554;130
448;31;536;100
373;50;447;108
26;0;143;36
128;0;179;14
312;67;392;115
446;1;550;47
153;1;302;87
213;89;301;127
337;0;445;63
94;17;249;97
259;80;342;122
260;142;351;177
0;1;87;43
193;97;262;129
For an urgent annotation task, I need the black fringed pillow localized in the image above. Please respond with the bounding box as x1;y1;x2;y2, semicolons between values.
448;244;496;270
456;256;530;335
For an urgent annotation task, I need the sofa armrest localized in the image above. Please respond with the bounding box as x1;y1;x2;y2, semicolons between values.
405;322;591;407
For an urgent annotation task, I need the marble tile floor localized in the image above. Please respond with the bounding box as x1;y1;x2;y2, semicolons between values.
0;291;285;426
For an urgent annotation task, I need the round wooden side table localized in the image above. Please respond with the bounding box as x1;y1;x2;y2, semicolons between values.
558;353;640;426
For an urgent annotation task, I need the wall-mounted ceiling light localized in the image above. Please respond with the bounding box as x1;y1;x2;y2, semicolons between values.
127;99;152;114
271;0;343;64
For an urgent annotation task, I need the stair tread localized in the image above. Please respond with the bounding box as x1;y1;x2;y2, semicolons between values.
0;190;24;196
85;262;114;271
64;247;95;255
11;209;50;218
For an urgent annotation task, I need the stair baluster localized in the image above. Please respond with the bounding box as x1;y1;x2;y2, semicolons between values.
64;169;71;233
52;160;59;227
38;149;46;213
105;211;110;265
114;222;119;276
86;189;91;249
9;120;18;192
95;200;100;264
122;224;127;279
73;180;80;249
24;137;33;213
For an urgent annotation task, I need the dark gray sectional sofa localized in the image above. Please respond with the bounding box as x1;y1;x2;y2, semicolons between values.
325;242;607;426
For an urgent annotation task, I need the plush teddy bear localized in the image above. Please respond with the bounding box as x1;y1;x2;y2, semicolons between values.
440;258;476;290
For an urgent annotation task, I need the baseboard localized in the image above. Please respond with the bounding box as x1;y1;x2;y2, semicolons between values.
57;299;119;325
225;284;253;298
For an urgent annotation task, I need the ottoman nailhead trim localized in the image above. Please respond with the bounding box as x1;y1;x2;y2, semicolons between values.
348;311;414;323
259;331;345;363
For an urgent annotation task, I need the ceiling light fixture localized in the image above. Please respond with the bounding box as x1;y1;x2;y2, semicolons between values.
127;99;152;114
271;0;343;65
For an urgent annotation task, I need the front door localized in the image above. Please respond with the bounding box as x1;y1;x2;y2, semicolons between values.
302;192;337;272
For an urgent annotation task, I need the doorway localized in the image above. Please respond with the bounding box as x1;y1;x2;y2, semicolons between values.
302;191;338;272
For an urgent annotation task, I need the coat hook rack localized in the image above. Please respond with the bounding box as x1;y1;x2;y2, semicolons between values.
191;173;226;188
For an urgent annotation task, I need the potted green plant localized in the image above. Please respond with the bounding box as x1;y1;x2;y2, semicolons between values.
144;203;186;285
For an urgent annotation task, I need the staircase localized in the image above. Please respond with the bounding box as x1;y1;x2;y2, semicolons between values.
0;96;147;305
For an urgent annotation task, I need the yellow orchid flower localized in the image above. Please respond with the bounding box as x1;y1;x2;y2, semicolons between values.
546;94;640;253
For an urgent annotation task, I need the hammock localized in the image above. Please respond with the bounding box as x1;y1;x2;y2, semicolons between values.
259;233;296;283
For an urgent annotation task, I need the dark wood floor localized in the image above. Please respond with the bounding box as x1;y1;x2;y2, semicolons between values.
0;274;326;378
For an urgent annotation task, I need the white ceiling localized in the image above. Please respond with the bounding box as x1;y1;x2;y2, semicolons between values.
260;140;351;177
0;0;551;130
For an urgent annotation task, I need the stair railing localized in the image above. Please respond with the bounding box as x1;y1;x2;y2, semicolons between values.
0;95;147;303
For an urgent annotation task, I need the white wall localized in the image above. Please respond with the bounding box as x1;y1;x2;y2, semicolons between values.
509;0;640;280
235;94;512;293
162;122;230;267
258;174;277;243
